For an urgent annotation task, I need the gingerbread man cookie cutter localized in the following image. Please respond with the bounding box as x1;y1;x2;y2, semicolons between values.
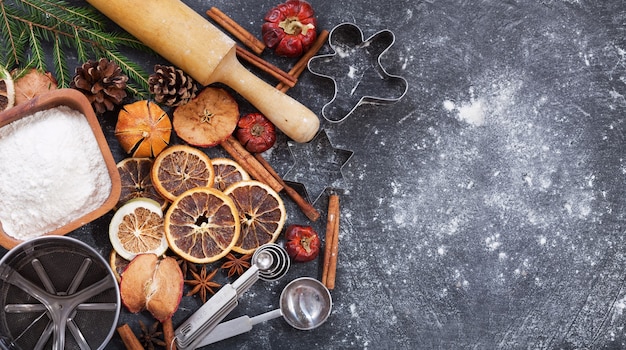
308;23;408;123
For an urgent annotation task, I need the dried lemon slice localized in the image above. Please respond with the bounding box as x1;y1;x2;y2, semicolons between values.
109;197;169;261
223;180;286;254
212;157;250;191
165;187;240;263
151;145;215;202
117;157;168;209
0;66;14;112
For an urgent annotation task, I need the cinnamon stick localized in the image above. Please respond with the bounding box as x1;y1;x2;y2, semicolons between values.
206;7;265;55
321;193;340;289
117;324;145;350
163;318;177;350
276;29;330;93
236;46;297;87
254;153;320;221
220;136;283;193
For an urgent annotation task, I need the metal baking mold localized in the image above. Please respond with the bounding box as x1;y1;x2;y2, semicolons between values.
308;22;408;123
284;129;353;204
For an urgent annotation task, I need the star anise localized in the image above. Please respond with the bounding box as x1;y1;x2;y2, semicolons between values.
175;256;198;278
185;266;221;303
138;320;166;350
221;253;252;278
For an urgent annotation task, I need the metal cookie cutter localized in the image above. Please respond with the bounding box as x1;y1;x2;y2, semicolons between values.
308;23;408;123
284;129;353;204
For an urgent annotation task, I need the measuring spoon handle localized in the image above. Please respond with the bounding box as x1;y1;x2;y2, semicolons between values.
197;309;282;346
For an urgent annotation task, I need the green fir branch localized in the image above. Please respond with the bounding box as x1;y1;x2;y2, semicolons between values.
27;24;46;71
0;0;152;97
52;34;69;87
0;3;21;66
103;49;150;93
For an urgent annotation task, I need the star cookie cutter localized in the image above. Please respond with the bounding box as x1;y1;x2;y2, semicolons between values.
284;129;353;204
308;23;408;123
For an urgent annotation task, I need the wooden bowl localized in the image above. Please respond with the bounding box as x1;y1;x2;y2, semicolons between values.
0;89;121;249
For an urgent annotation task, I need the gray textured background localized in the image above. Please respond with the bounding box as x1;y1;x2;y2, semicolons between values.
3;0;626;349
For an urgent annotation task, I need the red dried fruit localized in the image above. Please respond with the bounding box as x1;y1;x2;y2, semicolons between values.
262;0;317;57
284;224;320;262
235;112;277;153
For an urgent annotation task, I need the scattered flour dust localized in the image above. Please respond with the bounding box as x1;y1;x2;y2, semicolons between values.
443;88;486;126
0;106;112;239
387;68;604;289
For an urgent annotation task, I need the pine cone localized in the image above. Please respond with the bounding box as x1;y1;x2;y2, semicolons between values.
71;58;128;115
149;65;198;107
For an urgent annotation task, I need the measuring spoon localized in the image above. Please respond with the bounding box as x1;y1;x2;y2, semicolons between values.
197;277;332;347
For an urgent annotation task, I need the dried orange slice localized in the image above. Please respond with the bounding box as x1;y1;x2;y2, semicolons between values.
0;66;14;112
212;157;250;191
115;100;172;157
117;157;168;209
165;187;240;263
109;198;169;261
109;249;130;283
223;180;286;254
151;145;215;202
172;87;239;147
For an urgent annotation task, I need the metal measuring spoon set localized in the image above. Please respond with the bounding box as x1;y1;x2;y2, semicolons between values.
174;243;333;349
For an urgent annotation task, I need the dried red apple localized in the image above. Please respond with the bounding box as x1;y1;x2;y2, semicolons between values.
120;253;156;313
145;256;184;322
120;254;184;322
235;112;277;153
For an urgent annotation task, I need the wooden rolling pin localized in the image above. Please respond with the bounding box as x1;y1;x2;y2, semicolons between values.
85;0;319;143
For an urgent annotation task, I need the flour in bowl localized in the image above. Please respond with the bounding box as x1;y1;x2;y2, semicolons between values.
0;106;112;239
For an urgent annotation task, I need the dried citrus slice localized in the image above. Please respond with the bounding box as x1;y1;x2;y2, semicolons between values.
0;66;14;112
212;157;250;191
165;187;240;263
117;157;168;209
109;249;130;283
115;100;172;157
109;197;169;261
223;180;286;254
151;145;215;202
172;87;239;147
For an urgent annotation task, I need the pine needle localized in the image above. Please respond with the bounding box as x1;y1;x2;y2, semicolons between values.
0;0;152;97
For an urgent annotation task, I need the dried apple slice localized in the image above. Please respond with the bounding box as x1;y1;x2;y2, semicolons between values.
12;68;57;106
172;87;239;147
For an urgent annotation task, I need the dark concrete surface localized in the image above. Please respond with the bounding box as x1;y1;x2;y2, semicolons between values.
3;0;626;349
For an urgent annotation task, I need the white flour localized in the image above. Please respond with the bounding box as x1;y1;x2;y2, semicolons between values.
0;106;112;239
